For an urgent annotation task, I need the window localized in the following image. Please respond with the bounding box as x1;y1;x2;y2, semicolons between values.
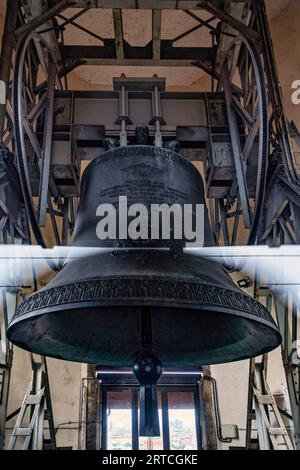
168;392;198;450
100;378;202;450
106;390;132;450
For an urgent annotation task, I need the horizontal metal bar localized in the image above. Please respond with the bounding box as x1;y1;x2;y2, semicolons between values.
57;7;89;30
6;407;21;423
66;58;210;66
58;13;105;42
184;9;216;32
50;1;212;9
62;42;214;66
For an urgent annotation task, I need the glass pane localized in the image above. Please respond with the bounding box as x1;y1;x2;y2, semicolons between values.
168;391;198;450
139;392;164;450
106;390;132;450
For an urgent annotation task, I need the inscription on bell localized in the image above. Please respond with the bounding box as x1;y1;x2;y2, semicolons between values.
98;181;189;206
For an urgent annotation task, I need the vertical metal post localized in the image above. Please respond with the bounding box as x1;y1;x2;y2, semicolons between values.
152;10;161;60
198;366;218;449
221;64;252;229
120;85;128;147
245;358;255;449
152;86;163;147
62;197;70;246
131;387;139;450
255;1;298;185
100;385;107;450
85;365;101;450
0;288;17;449
0;364;11;449
161;390;170;450
38;63;56;227
253;362;271;450
194;388;203;450
113;9;124;60
274;295;300;449
31;357;45;450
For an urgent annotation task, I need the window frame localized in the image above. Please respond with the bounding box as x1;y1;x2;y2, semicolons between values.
100;381;202;450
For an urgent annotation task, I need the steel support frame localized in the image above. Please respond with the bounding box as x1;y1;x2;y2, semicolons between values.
0;0;18;139
0;290;16;449
0;198;26;448
201;0;300;450
6;354;56;450
0;1;64;446
274;295;300;449
246;283;299;450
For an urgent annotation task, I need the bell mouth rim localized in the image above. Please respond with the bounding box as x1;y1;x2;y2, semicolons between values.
8;276;280;336
7;303;282;367
8;299;281;335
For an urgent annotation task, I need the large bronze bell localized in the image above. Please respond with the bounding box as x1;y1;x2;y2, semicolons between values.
7;146;281;367
7;145;281;437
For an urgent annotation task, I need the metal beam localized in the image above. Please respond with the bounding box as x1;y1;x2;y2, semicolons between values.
199;366;218;449
27;0;65;71
85;365;101;450
62;42;214;66
15;0;75;38
43;1;216;8
170;16;216;44
58;13;104;42
38;64;56;227
184;9;216;32
0;1;17;138
152;10;161;60
198;1;261;45
274;296;300;449
112;9;124;60
222;64;252;229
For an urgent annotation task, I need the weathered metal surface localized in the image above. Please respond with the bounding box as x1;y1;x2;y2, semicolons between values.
7;146;281;367
61;43;215;67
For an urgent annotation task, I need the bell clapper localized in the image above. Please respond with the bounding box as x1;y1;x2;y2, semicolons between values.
133;307;163;437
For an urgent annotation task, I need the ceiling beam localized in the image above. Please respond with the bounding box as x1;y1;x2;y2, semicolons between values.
61;42;215;67
112;9;124;60
152;10;161;60
46;0;223;9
